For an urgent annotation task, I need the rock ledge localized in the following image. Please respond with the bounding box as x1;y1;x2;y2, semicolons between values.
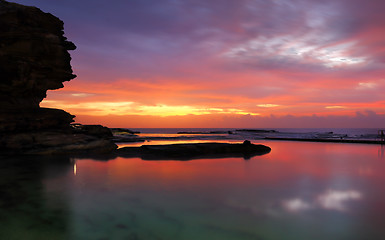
118;141;271;160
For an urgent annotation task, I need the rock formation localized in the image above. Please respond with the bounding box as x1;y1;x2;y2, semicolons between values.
0;0;117;155
0;0;76;109
117;141;272;160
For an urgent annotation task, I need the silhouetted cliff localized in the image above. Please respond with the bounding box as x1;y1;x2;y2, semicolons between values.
0;0;117;155
0;0;76;109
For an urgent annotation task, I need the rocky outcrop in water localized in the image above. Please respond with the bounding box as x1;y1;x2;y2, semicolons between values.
0;0;117;155
117;141;271;160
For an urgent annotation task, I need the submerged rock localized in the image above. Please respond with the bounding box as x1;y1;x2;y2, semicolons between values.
118;141;271;160
0;0;116;155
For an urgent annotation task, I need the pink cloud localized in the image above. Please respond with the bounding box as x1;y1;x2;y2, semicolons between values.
11;0;385;127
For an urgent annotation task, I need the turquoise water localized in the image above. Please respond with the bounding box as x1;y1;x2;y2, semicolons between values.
1;140;385;239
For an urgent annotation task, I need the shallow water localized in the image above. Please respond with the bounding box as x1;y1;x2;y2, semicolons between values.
1;141;385;240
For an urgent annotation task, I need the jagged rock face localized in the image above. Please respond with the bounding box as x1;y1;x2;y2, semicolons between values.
0;0;76;110
0;0;117;155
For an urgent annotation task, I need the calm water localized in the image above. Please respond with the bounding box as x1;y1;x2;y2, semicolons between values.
1;140;385;240
115;128;384;144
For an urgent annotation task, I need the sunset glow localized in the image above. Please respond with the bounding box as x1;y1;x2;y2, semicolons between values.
12;0;385;127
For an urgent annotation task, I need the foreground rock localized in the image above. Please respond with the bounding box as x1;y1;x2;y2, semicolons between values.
117;141;271;160
0;1;116;155
0;121;117;155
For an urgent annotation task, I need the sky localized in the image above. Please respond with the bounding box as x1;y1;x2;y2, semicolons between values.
10;0;385;128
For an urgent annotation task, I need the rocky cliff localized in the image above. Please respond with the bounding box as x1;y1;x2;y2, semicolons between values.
0;0;76;109
0;0;117;155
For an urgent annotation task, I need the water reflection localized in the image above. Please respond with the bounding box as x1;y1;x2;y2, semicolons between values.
0;155;73;240
317;189;362;212
71;158;77;176
283;189;362;213
1;141;385;239
283;198;313;212
379;144;385;159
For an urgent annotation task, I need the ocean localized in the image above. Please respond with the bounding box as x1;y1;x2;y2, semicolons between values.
1;128;385;239
129;128;381;136
114;128;384;147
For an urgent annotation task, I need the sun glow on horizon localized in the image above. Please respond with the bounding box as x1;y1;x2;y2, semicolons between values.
257;104;280;108
41;100;260;117
29;0;385;128
325;106;346;109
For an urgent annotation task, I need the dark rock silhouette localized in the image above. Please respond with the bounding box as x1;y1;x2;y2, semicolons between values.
0;0;76;109
118;141;271;160
0;0;117;155
235;129;277;133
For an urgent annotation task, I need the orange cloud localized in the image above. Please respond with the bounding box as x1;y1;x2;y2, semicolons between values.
71;111;385;128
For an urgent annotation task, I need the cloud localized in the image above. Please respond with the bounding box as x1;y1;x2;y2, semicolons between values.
61;110;385;128
357;82;377;90
325;106;346;109
14;0;385;79
257;104;280;108
10;0;385;127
